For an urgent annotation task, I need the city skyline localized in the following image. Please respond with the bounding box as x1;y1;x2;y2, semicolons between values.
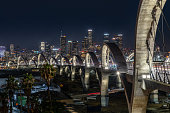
0;0;170;50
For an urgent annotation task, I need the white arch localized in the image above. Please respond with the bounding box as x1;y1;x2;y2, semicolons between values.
17;56;22;66
61;57;69;66
85;52;99;68
29;56;37;67
17;56;28;68
126;52;134;62
101;43;127;107
134;0;166;78
69;58;73;65
7;61;16;68
50;57;57;65
37;54;48;67
131;0;167;113
72;55;83;66
55;54;62;65
84;52;101;90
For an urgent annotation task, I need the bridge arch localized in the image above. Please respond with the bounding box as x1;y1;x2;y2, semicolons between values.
28;56;37;68
17;56;28;68
85;52;99;68
71;55;83;81
101;43;127;107
64;65;72;77
7;61;16;68
72;55;83;66
61;57;70;66
59;56;70;75
69;58;73;65
132;0;167;113
37;53;48;67
55;54;62;65
84;52;101;90
102;43;127;72
126;52;134;62
49;57;58;66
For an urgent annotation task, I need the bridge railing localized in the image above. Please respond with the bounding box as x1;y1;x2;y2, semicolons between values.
126;61;170;84
152;62;170;84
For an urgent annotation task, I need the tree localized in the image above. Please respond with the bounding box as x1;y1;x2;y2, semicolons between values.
0;92;8;113
40;64;56;106
22;73;35;113
6;75;18;113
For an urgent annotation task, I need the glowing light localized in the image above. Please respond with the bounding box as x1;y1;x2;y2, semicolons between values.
112;38;116;40
88;29;92;32
118;34;123;36
88;92;100;95
105;67;109;70
52;48;59;51
142;74;150;79
117;71;120;75
104;33;109;36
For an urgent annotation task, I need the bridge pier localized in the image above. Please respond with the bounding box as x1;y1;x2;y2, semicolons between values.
79;68;86;91
150;90;159;103
101;75;109;107
84;68;90;90
116;73;122;89
65;66;71;78
60;66;64;75
71;67;76;81
131;81;149;113
96;68;101;85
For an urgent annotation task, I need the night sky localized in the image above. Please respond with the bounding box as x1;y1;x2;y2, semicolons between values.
0;0;170;50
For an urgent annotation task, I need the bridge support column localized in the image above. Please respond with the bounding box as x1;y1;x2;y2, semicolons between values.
84;68;90;90
96;68;101;85
71;67;76;81
101;75;109;107
132;82;149;113
60;66;64;75
117;74;122;89
150;90;158;103
65;66;71;78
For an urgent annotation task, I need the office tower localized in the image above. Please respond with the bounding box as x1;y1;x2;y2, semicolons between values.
60;35;66;56
68;41;72;57
40;42;50;54
82;37;89;51
88;29;93;47
40;42;46;52
45;42;51;55
10;44;14;53
72;41;79;55
103;33;110;43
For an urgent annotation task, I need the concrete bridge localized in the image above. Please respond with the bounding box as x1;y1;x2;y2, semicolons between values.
1;0;170;113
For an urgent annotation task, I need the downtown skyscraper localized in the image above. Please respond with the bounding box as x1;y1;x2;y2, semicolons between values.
60;35;66;56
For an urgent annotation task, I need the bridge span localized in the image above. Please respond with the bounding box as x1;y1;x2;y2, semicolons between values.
3;42;170;113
